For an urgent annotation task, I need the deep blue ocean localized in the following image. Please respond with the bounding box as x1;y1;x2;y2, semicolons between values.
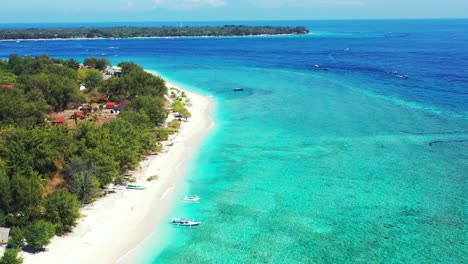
1;20;467;263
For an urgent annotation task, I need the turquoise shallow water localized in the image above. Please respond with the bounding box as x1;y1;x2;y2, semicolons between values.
143;69;467;263
0;19;467;263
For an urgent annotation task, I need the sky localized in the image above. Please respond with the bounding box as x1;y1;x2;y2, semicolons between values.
0;0;467;23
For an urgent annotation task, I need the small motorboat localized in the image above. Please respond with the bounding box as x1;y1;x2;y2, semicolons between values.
233;88;244;92
314;64;320;68
172;218;201;226
126;184;146;190
184;195;200;202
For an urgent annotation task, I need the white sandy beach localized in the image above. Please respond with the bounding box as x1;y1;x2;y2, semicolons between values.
21;82;214;264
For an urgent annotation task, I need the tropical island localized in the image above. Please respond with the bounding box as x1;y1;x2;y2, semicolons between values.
0;54;206;263
0;26;310;40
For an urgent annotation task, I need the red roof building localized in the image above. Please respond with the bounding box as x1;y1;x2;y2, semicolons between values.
105;102;116;109
0;84;14;89
80;105;92;112
51;117;67;125
71;111;85;119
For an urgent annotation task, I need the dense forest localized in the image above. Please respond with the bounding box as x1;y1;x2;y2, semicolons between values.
0;55;189;262
0;25;309;40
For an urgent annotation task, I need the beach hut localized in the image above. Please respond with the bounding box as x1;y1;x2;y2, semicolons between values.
79;105;93;113
0;227;10;244
51;117;67;126
105;102;116;109
112;66;122;77
0;84;14;89
71;111;85;119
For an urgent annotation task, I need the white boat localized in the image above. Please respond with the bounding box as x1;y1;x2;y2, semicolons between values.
172;218;201;226
126;184;146;190
184;195;200;202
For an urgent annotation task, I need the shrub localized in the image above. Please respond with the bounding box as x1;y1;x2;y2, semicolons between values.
0;248;23;264
6;227;24;249
43;190;80;235
24;221;55;250
146;175;158;182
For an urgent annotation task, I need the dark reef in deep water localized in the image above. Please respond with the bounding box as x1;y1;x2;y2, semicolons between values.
428;139;468;146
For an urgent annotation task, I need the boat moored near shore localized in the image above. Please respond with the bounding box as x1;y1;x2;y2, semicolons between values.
126;184;146;190
172;218;202;226
184;194;200;202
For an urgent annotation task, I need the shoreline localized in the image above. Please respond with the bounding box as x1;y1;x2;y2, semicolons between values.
0;33;305;42
21;77;215;263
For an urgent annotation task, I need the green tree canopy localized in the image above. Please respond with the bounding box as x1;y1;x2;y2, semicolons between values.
0;248;23;264
0;168;11;213
83;57;110;71
9;171;43;226
179;107;192;120
0;128;70;176
0;88;50;128
119;110;152;128
117;62;141;75
78;69;103;91
99;76;127;101
43;189;80;235
0;55;172;244
6;227;24;249
24;220;55;250
68;170;100;206
0;211;5;227
123;69;167;97
64;58;80;70
126;96;167;126
0;70;17;85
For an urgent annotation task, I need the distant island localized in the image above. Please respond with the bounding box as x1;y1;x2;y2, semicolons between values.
0;26;310;40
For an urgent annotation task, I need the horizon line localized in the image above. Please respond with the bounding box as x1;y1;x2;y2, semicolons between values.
1;17;467;25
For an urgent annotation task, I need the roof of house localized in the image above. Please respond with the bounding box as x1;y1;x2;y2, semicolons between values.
0;227;10;244
53;117;67;123
0;84;14;89
73;111;85;117
81;105;92;110
105;102;116;109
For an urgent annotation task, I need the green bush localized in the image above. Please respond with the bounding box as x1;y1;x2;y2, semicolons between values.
6;227;24;249
0;248;23;264
146;175;158;182
43;190;80;235
24;221;55;250
0;211;5;226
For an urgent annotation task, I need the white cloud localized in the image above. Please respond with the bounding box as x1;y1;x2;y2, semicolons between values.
153;0;227;10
